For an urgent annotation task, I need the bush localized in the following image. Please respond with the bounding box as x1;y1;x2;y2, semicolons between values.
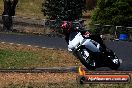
91;0;132;27
42;0;86;21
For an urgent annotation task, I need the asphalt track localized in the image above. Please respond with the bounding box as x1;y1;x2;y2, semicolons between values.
0;33;132;71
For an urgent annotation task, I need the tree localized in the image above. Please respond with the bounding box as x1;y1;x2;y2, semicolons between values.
91;0;132;26
42;0;86;21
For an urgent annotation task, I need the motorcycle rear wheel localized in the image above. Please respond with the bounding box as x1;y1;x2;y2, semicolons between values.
76;49;96;70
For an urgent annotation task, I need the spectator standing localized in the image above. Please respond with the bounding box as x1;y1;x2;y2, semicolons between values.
2;0;18;32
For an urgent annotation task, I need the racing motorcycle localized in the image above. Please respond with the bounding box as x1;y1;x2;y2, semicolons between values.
60;20;120;70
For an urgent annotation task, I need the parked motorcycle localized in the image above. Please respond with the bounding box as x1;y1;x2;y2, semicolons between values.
60;20;120;70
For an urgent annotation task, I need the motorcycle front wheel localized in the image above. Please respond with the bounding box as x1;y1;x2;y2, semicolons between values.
109;57;120;70
76;49;96;70
106;50;120;70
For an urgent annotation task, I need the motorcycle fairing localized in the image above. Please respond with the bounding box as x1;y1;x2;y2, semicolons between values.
81;39;100;52
68;31;100;52
68;32;84;50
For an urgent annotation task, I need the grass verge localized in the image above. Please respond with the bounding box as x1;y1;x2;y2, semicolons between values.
0;73;132;88
0;43;132;88
0;42;81;68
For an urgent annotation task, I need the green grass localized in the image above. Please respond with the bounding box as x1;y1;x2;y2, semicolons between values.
0;49;39;68
0;43;81;68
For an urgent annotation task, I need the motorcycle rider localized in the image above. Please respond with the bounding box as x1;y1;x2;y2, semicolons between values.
60;20;107;52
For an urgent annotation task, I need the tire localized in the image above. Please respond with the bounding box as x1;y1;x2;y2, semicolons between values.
76;49;96;70
109;58;120;70
107;51;120;70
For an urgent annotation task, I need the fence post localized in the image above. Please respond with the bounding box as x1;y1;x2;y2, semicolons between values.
126;27;132;41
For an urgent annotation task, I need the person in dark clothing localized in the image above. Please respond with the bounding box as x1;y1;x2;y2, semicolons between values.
2;0;18;32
